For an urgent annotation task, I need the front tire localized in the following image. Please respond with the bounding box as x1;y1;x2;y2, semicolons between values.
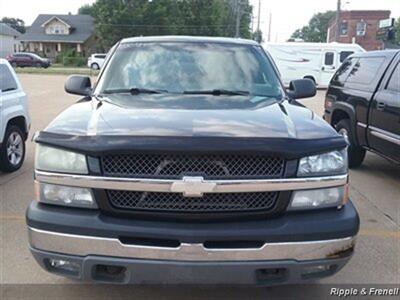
0;126;26;173
91;63;100;70
336;119;365;168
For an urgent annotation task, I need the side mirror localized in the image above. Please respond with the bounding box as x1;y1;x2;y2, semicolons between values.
287;79;316;99
65;75;92;96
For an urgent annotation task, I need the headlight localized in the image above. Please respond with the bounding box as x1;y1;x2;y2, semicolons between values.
36;182;97;208
288;186;348;210
35;144;88;174
298;149;347;176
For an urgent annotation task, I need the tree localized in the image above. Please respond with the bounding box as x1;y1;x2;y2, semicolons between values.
79;0;253;49
291;11;335;42
253;29;262;43
1;17;26;33
78;4;95;16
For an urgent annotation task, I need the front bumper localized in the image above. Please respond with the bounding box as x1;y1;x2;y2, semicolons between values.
30;248;352;285
28;227;355;262
27;200;359;284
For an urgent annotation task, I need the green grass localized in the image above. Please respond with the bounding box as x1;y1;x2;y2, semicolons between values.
15;66;99;76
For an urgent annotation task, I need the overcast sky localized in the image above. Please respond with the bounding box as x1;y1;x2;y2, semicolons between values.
0;0;399;41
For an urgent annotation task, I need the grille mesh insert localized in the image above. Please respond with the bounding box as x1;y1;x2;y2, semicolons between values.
101;154;285;179
107;190;279;213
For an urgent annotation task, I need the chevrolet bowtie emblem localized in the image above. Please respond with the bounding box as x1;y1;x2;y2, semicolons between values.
170;176;216;197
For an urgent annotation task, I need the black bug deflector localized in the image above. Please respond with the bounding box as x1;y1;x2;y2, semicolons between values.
34;131;347;160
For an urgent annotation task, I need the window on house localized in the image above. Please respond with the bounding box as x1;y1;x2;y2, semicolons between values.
356;21;366;36
340;22;348;36
48;24;65;35
58;25;65;34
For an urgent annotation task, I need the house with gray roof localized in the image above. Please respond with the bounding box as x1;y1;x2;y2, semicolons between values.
0;23;21;58
18;14;95;59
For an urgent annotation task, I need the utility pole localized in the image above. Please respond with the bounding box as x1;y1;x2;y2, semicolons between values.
268;12;272;42
256;0;261;33
253;0;261;42
335;0;341;42
235;0;241;38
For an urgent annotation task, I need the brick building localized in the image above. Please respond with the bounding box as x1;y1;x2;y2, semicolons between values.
327;10;391;51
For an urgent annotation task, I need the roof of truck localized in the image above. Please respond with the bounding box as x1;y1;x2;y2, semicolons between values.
350;49;400;58
121;36;259;45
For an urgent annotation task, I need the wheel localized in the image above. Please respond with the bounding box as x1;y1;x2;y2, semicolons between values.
11;62;18;68
36;62;42;68
0;125;26;173
336;119;366;168
91;63;100;70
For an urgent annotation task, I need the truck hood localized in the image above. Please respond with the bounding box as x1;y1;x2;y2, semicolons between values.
38;94;346;158
44;94;338;140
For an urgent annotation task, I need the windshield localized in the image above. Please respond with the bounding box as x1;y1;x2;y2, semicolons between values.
96;42;283;98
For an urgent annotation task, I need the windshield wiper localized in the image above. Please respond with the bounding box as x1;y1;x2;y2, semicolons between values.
102;88;168;95
183;89;250;96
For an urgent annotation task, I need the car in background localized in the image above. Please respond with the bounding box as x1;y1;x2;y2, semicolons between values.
0;59;30;173
324;50;400;167
6;52;51;69
87;53;107;70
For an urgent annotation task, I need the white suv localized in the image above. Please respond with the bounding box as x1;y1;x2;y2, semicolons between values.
87;53;106;70
0;59;30;172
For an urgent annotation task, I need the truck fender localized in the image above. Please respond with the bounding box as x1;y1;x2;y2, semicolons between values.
330;102;360;145
0;105;28;143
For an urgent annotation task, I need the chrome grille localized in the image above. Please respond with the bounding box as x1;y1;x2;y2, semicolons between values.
107;190;279;213
101;154;285;179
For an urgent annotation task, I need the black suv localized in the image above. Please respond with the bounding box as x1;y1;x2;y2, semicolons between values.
27;36;358;285
324;50;400;167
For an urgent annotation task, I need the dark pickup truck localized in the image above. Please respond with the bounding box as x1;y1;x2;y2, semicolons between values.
324;50;400;167
27;36;358;285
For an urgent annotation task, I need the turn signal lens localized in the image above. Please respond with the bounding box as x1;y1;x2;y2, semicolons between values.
38;182;97;209
289;186;346;210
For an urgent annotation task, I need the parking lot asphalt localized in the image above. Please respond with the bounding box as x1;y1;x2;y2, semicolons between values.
0;74;399;299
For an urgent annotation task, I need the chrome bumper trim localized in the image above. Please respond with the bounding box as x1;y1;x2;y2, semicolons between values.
35;170;348;193
28;227;355;262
